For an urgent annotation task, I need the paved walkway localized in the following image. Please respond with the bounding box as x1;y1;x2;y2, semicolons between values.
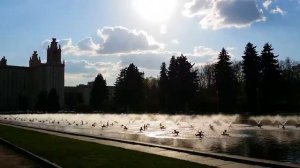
0;143;43;168
1;123;300;168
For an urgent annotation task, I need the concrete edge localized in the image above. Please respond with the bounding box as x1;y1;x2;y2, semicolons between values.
1;121;300;168
0;137;62;168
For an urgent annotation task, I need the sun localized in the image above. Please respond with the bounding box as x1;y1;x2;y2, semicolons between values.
132;0;177;23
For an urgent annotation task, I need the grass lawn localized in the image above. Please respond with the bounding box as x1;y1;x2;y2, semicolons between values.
0;124;211;168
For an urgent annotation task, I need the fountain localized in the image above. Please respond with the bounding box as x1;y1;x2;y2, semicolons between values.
0;113;299;164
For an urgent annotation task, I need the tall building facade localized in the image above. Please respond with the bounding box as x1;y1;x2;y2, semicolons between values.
0;38;64;111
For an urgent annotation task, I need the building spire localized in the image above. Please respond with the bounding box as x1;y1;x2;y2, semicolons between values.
47;38;62;65
0;56;7;66
29;51;41;67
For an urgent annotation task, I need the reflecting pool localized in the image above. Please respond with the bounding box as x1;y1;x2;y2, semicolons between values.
0;114;299;164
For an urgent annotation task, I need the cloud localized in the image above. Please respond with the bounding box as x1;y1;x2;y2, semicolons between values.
171;39;179;45
42;39;74;50
42;26;164;57
192;46;219;57
65;60;122;86
65;60;99;86
182;0;213;17
42;38;98;56
119;46;224;70
184;46;221;65
77;37;99;51
263;0;273;9
65;60;98;74
160;25;167;34
97;26;164;54
42;30;234;85
65;73;92;86
58;39;74;49
119;51;179;69
183;0;266;29
261;0;287;16
271;6;287;15
202;0;266;29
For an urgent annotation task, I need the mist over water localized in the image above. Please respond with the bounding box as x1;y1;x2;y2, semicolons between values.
1;113;299;164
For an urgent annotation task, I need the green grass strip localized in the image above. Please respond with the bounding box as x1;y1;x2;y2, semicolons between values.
0;125;211;168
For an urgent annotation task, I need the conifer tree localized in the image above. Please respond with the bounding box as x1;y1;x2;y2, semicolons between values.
260;43;281;112
167;56;178;111
114;63;144;112
90;73;108;112
215;48;237;112
159;62;168;111
175;55;198;112
242;43;260;113
167;55;198;112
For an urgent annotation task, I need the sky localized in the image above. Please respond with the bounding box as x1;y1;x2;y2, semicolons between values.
1;0;300;86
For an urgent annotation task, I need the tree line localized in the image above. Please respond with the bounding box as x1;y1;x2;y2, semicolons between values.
19;88;61;112
87;42;300;114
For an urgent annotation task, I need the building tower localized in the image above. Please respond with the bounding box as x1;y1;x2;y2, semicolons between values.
0;56;7;66
47;38;62;65
29;51;41;67
43;38;65;108
0;38;65;111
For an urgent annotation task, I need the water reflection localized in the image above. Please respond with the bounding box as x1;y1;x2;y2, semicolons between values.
0;114;299;164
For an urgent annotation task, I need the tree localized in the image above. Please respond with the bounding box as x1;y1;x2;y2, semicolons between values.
144;77;159;112
198;64;216;89
280;58;300;111
167;55;198;112
260;43;281;112
242;43;261;113
176;55;198;112
18;94;28;112
47;88;60;112
36;90;48;112
196;64;218;112
90;74;108;112
167;56;178;111
65;91;84;111
114;63;144;112
215;48;237;112
159;62;168;111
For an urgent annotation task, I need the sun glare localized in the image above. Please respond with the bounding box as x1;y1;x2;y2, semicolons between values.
132;0;177;22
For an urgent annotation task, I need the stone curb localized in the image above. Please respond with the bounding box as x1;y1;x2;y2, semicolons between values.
1;121;300;168
0;137;62;168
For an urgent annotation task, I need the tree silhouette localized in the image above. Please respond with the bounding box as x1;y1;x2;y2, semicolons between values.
167;56;178;111
197;64;218;112
166;55;198;112
18;94;28;112
176;55;198;112
36;90;48;112
215;48;237;112
47;88;60;112
114;63;144;112
65;92;84;111
159;62;168;111
90;73;108;112
260;43;281;112
144;77;159;112
280;58;300;111
65;92;76;111
102;44;300;113
242;43;261;113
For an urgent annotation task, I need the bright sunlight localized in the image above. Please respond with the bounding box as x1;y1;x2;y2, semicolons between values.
132;0;177;22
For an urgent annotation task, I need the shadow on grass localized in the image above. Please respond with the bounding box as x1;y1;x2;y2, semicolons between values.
0;125;211;168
